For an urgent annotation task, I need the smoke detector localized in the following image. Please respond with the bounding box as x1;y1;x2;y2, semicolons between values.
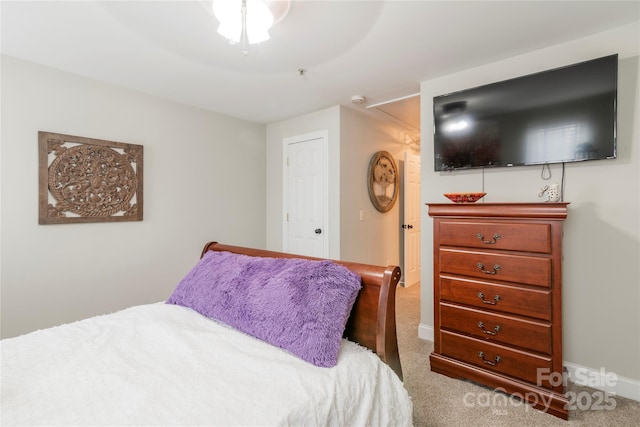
351;95;366;105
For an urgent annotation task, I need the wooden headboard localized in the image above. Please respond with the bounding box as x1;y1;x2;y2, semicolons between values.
201;242;403;380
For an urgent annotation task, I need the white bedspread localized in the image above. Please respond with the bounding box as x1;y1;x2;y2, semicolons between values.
1;303;413;426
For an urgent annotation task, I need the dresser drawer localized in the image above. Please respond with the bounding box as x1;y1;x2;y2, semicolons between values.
440;331;553;386
440;248;551;287
438;221;551;253
440;276;551;321
439;302;552;354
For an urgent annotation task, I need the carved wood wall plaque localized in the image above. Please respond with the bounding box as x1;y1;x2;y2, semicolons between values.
38;131;143;224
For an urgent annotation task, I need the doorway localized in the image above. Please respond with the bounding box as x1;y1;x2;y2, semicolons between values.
367;94;421;286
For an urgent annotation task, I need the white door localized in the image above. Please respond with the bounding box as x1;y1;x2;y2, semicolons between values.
402;152;421;287
283;131;328;258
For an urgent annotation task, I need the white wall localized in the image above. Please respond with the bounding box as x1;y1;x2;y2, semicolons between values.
1;56;266;338
419;23;640;395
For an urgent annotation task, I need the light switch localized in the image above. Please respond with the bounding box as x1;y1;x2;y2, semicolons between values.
359;210;365;221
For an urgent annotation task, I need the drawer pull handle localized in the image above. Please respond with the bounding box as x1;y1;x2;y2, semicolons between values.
477;262;501;275
478;321;501;335
478;351;501;366
478;292;501;305
476;233;501;244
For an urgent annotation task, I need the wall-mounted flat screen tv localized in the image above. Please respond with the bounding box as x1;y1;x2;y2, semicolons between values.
433;54;617;171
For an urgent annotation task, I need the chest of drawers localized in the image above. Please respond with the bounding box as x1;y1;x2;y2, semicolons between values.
428;202;569;419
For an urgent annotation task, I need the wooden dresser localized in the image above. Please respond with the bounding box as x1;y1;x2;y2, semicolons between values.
428;202;569;419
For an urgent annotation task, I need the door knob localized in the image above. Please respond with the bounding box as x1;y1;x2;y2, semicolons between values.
402;224;413;229
315;228;322;234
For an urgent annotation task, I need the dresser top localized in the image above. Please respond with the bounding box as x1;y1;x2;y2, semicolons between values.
427;202;569;219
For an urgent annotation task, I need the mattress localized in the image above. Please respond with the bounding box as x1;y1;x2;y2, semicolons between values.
1;303;413;426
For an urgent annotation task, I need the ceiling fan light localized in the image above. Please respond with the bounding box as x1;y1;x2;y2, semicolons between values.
246;0;273;43
246;28;270;44
212;0;274;46
248;1;273;23
213;0;242;42
216;21;241;43
212;0;241;22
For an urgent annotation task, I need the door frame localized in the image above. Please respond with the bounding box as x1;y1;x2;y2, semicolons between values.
282;130;329;257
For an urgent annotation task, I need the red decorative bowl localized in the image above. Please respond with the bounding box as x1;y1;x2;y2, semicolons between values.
444;192;486;203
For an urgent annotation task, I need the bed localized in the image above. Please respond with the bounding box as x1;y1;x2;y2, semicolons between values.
1;242;413;426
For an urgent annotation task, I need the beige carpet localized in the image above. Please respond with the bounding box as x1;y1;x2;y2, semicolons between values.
395;283;640;426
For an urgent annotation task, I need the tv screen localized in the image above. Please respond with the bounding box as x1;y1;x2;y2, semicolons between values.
433;54;618;171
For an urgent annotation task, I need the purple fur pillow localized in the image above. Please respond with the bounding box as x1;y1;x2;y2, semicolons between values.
166;251;362;367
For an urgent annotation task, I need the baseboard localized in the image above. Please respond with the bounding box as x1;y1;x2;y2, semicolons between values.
564;362;640;402
418;323;434;341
